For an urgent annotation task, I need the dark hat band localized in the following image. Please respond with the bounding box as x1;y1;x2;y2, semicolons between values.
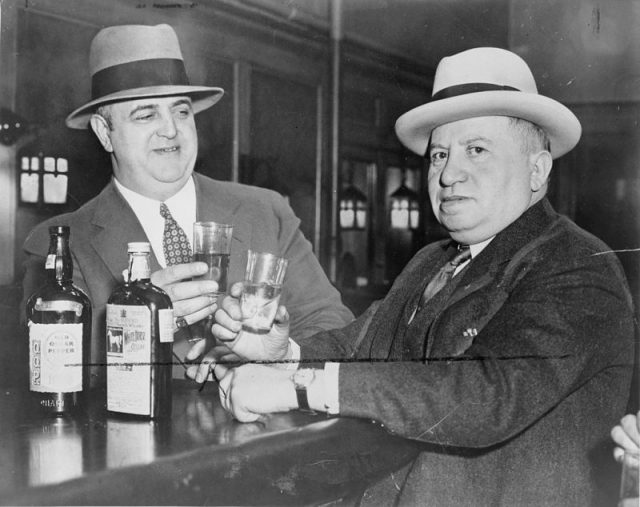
91;58;190;100
431;82;520;102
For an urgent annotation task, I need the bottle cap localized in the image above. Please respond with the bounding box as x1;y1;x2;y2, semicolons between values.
127;242;151;253
48;225;70;236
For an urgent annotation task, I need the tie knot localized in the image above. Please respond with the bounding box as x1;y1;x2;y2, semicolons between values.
159;203;171;219
450;246;471;267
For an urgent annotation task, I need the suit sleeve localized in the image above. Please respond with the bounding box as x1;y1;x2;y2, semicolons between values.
305;243;635;448
270;193;354;339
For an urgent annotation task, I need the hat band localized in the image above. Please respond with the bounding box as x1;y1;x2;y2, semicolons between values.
431;82;520;102
91;58;190;100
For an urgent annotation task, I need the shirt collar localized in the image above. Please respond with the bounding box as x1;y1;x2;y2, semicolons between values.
113;175;196;246
468;236;494;258
113;176;196;215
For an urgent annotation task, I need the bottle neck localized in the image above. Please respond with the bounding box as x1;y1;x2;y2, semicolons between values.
47;235;73;283
128;252;151;282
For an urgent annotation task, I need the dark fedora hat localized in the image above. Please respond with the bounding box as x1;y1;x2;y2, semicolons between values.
66;24;224;129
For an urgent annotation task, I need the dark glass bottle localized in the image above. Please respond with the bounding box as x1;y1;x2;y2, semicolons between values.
106;242;173;419
26;226;92;416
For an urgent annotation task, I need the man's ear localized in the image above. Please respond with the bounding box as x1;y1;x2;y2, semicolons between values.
529;150;553;192
89;114;113;153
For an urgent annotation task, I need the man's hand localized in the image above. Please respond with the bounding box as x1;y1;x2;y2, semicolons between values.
612;411;640;462
184;281;293;383
217;363;297;422
150;262;218;327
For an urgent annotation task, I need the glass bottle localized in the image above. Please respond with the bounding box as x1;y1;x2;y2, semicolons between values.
106;242;173;419
26;226;92;415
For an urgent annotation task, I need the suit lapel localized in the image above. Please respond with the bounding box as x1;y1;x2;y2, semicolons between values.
447;198;557;308
364;241;452;360
426;199;558;356
90;180;161;282
193;173;249;286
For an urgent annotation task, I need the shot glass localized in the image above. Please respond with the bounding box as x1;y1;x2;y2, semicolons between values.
240;251;288;333
192;222;233;340
619;450;639;507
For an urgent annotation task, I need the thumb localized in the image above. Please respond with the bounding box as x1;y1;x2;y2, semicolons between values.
234;406;262;423
273;305;290;326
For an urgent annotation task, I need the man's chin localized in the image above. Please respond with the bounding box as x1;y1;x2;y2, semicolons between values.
441;221;482;245
439;216;471;235
154;168;193;184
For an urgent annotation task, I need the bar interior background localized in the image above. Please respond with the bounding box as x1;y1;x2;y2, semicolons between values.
0;0;638;398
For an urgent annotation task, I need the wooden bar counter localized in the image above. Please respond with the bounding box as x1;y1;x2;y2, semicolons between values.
0;379;420;505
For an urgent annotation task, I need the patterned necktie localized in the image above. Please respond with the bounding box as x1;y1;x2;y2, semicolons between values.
415;246;471;313
160;203;192;265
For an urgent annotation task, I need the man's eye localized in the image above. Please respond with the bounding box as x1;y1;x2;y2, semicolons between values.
430;151;447;164
134;112;155;121
468;146;486;155
175;108;191;118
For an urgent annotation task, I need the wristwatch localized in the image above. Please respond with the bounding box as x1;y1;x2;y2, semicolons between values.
291;368;316;411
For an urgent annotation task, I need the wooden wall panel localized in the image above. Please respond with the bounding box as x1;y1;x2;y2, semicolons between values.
245;69;319;246
192;58;235;182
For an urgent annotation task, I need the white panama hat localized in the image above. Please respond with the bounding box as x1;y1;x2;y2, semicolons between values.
395;47;581;159
66;24;224;129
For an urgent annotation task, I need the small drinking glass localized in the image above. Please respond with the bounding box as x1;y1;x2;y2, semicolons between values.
192;221;233;340
240;251;288;334
619;450;639;507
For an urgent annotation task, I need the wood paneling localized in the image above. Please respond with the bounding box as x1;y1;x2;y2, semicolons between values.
245;69;320;246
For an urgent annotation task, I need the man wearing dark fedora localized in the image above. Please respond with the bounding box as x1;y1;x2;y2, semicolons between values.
21;24;353;386
205;47;635;506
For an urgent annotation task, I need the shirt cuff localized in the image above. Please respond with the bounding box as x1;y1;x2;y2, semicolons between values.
323;362;340;415
284;338;300;370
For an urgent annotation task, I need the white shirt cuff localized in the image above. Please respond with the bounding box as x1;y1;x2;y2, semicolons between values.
288;340;339;415
323;362;340;415
284;338;300;370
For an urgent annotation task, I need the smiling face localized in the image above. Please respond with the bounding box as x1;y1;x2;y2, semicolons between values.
90;96;198;201
427;116;552;245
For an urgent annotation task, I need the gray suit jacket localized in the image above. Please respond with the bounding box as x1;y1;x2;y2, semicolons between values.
300;199;635;506
23;172;353;386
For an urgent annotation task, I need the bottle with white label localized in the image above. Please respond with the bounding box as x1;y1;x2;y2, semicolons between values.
106;242;174;419
26;226;92;416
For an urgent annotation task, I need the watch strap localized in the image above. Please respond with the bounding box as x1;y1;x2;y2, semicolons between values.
292;368;315;411
295;386;310;411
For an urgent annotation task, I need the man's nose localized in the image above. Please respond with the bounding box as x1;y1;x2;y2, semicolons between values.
439;153;467;186
157;113;178;138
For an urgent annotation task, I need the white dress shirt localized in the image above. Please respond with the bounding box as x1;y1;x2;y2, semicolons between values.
114;177;197;268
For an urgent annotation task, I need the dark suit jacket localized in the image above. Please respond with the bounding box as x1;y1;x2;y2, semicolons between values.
23;172;353;386
299;199;635;506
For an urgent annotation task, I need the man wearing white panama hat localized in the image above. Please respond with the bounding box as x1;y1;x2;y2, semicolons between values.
206;47;635;505
21;24;353;387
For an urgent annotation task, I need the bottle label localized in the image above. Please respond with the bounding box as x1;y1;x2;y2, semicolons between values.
45;254;56;269
158;308;174;343
129;268;150;281
34;298;84;317
29;322;83;393
106;304;151;416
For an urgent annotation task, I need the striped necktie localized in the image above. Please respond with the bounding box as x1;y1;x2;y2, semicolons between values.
160;203;192;266
416;246;471;313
